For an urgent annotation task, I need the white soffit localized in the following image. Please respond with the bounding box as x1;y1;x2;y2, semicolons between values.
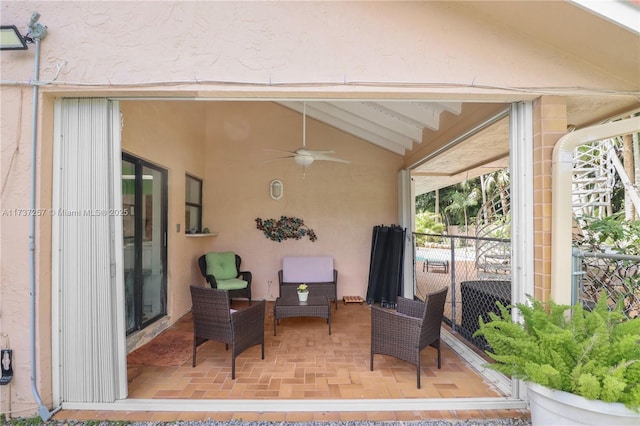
412;115;511;195
570;0;640;34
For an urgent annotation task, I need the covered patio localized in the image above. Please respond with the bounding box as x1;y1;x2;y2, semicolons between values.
126;302;501;401
52;298;529;423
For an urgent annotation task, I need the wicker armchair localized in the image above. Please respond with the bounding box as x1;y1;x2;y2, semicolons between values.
370;287;448;388
190;285;265;379
198;252;252;304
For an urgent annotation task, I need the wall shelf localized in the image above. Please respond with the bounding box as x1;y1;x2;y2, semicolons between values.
185;232;218;238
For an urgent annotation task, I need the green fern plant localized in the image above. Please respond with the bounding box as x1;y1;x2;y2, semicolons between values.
474;293;640;411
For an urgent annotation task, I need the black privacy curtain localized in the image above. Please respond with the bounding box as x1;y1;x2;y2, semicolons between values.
366;225;406;308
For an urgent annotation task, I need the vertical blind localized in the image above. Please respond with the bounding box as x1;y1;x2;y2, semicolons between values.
52;98;126;403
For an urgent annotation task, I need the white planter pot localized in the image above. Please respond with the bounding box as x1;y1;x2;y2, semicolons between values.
297;291;308;302
527;382;640;426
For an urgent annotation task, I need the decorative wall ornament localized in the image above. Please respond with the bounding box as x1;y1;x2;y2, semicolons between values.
255;216;317;242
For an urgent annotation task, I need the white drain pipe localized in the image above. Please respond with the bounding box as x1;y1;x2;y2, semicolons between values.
551;115;640;304
23;12;58;421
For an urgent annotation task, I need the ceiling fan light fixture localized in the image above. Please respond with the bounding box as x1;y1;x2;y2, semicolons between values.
265;102;347;168
294;155;314;167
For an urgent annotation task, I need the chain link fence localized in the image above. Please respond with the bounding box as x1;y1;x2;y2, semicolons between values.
413;234;639;352
572;249;640;320
413;233;511;351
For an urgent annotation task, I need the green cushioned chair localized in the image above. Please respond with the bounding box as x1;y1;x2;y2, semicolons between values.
198;252;252;304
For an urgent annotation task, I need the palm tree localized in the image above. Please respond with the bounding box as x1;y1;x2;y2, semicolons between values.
482;169;510;217
622;132;637;219
444;185;480;234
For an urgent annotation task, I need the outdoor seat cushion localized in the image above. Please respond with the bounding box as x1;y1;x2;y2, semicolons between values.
282;256;334;282
205;251;237;280
216;278;248;290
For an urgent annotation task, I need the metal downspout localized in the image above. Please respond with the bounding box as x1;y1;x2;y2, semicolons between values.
551;116;640;304
26;13;57;421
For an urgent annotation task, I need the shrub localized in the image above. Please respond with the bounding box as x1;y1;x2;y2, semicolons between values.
414;211;445;246
474;293;640;411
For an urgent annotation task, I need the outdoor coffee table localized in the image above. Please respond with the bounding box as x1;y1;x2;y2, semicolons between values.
273;295;331;335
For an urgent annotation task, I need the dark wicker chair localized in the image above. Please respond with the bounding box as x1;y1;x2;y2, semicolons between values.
198;253;252;304
190;285;265;379
370;287;448;388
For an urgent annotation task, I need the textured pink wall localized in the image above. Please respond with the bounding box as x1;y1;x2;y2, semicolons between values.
120;100;401;316
2;2;633;91
120;101;208;319
202;101;402;301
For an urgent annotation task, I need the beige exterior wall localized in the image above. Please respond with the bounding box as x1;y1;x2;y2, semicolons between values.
1;90;57;417
3;2;635;94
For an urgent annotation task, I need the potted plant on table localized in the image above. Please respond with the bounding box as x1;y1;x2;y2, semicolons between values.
297;284;309;302
474;292;640;425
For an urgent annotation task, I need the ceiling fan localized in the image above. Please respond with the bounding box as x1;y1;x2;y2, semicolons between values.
266;103;349;167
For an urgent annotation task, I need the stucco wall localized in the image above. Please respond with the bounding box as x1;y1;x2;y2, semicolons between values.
118;100;401;318
2;1;635;94
120;100;208;320
0;87;55;417
202;101;402;300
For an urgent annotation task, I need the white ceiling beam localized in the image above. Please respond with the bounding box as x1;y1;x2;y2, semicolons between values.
307;110;407;155
309;102;416;149
374;102;441;130
329;102;424;142
279;101;408;155
275;100;463;155
434;101;463;115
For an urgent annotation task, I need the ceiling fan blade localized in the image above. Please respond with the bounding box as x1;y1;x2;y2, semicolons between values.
265;148;298;155
308;149;337;155
311;153;350;164
263;148;298;163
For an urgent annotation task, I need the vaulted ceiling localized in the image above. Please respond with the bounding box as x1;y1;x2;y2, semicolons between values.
277;100;511;195
277;101;463;156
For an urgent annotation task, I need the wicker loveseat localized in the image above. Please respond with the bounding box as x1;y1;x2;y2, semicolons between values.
278;256;338;309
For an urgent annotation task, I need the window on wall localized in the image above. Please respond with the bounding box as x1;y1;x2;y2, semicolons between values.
185;174;203;234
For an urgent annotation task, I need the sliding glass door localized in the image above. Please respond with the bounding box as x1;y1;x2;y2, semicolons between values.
122;154;168;334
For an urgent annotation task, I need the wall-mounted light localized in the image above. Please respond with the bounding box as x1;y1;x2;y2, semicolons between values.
270;179;283;200
0;25;28;50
